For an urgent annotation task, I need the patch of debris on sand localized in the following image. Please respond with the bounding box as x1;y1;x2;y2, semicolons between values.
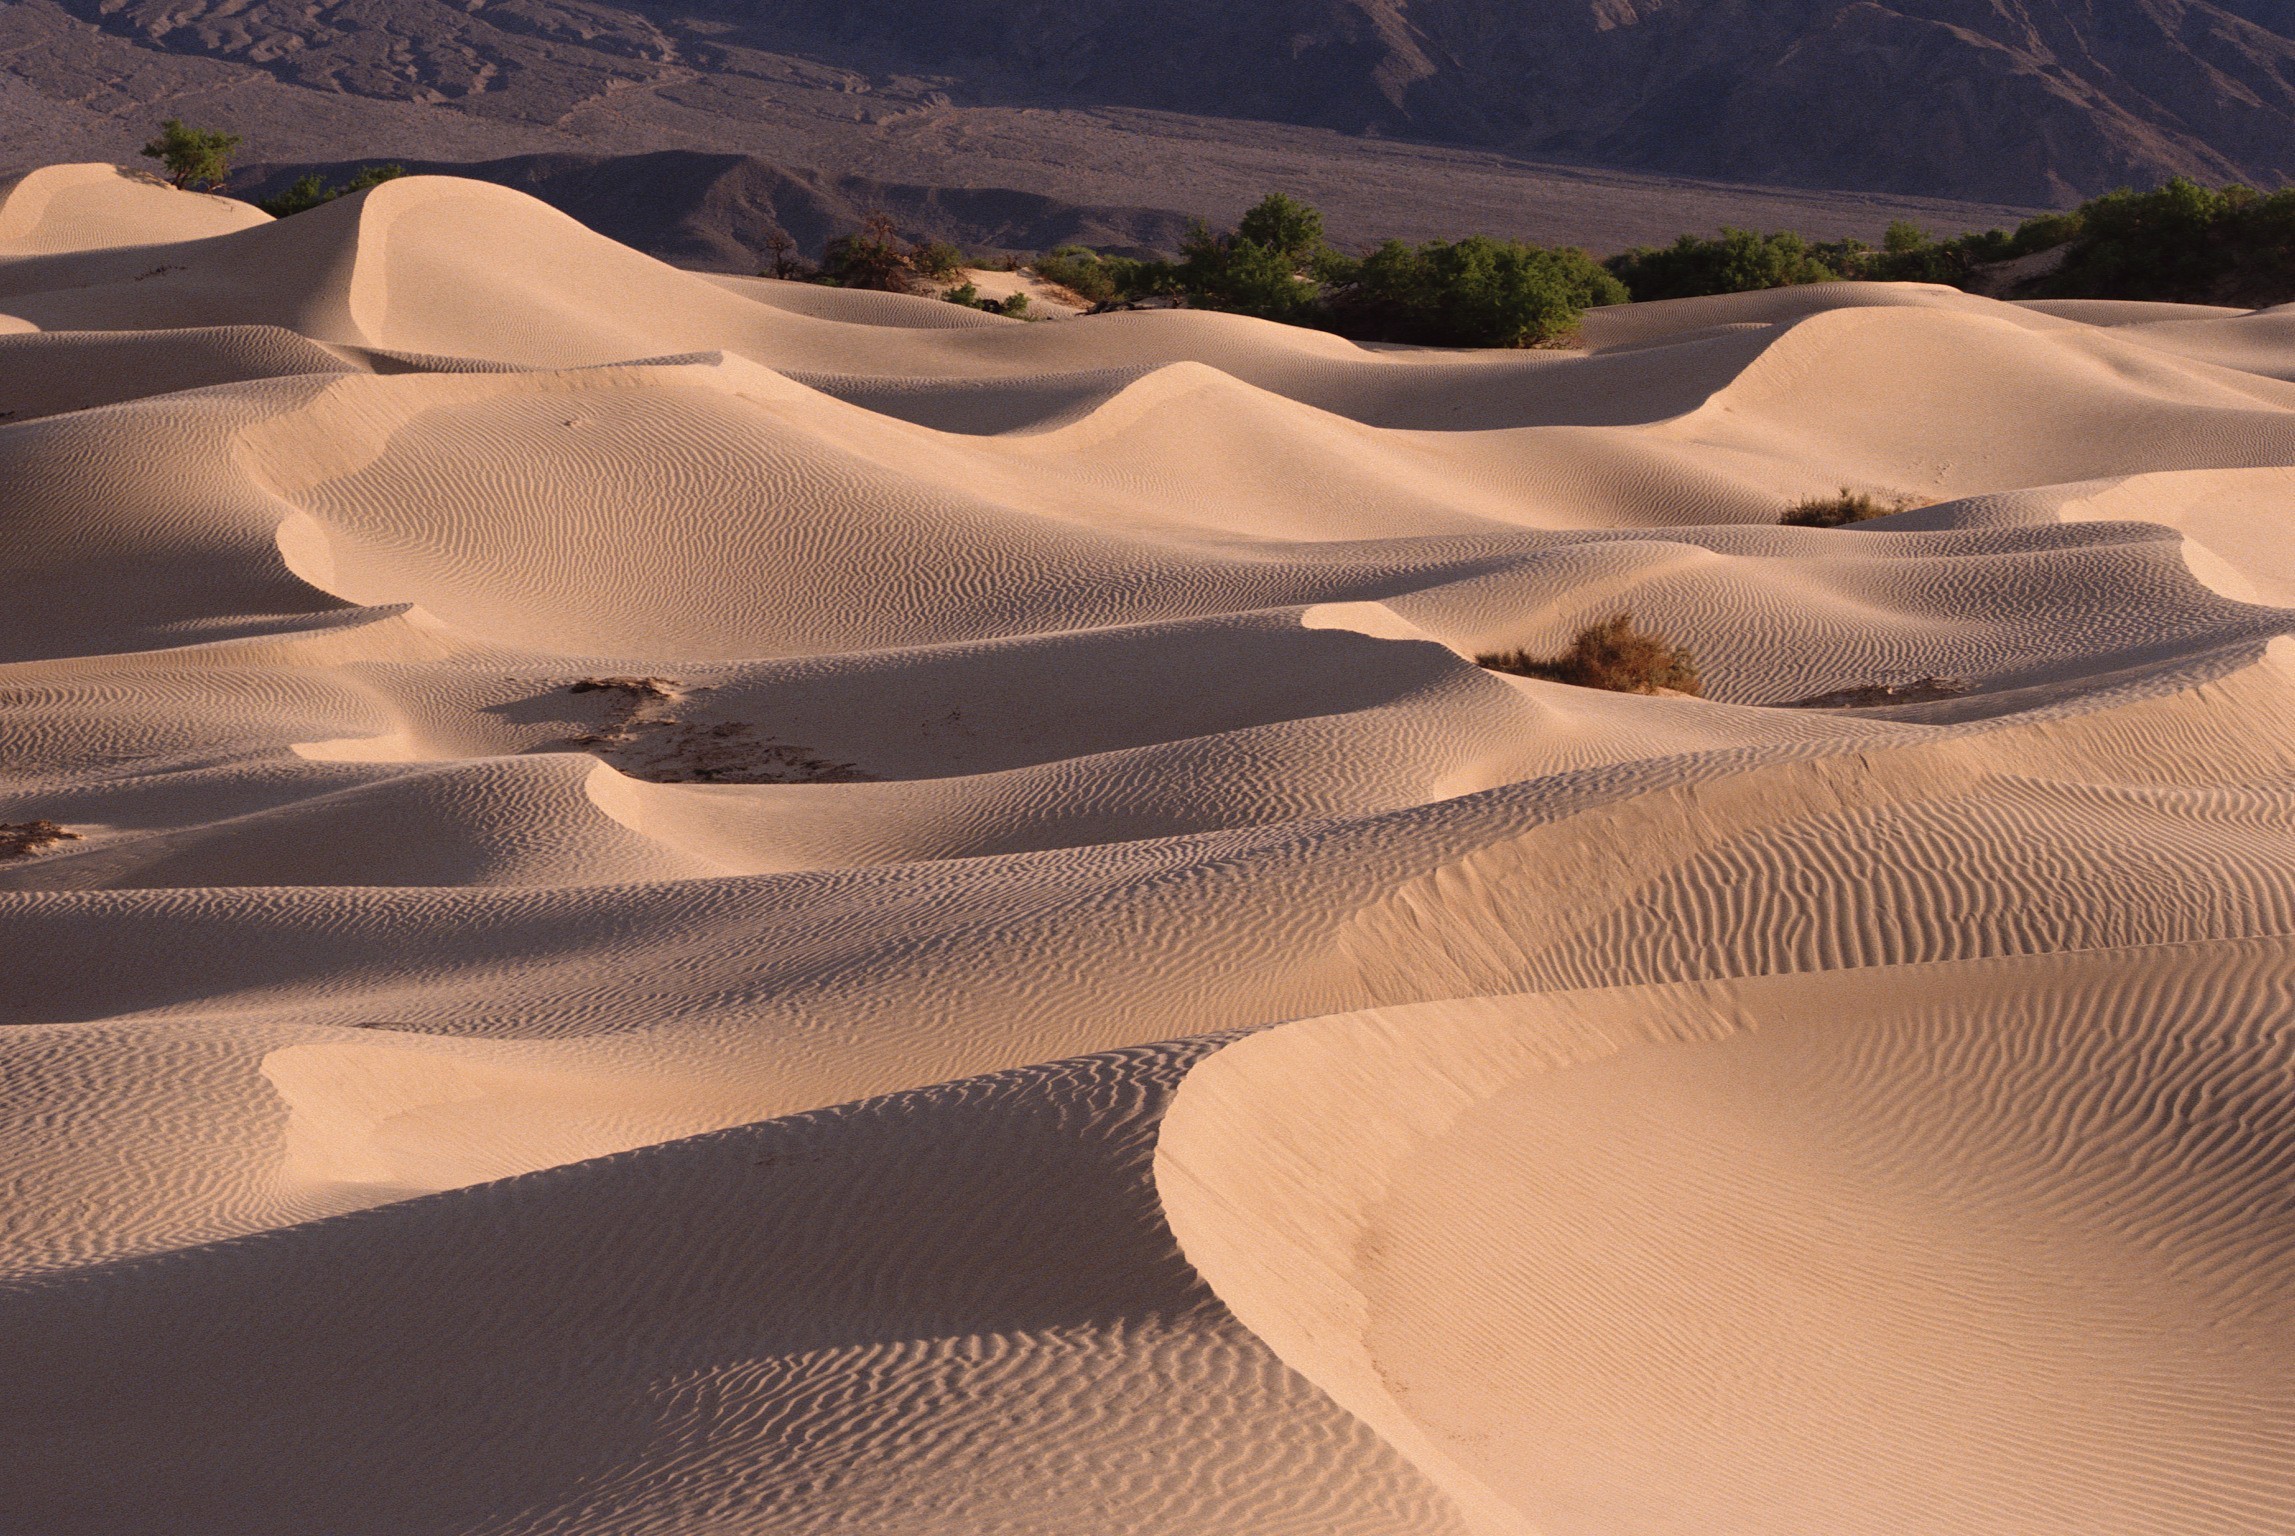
539;678;876;784
1778;676;1973;709
0;820;81;859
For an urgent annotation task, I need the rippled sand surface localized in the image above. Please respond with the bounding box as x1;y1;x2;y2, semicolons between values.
5;162;2293;1534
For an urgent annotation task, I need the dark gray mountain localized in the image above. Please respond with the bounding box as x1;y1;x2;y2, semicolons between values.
235;152;1197;266
13;0;2285;210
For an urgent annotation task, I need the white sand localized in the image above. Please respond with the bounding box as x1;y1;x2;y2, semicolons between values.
2;164;2292;1533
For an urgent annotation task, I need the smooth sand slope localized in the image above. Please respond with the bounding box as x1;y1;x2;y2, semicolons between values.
2;164;2293;1533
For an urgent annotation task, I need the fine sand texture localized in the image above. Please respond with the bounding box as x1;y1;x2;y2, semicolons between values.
4;163;2294;1533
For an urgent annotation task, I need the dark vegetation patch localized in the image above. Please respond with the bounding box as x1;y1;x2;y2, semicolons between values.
1778;677;1972;709
258;163;406;217
1045;193;1624;347
0;821;81;859
1780;488;1919;528
1478;615;1702;696
541;678;876;784
1601;180;2295;308
141;119;239;192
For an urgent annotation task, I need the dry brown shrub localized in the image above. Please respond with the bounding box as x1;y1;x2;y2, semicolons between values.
1478;613;1702;696
1779;487;1916;528
0;820;80;859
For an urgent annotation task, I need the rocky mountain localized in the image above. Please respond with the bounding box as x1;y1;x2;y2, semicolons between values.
234;153;1198;265
13;0;2284;209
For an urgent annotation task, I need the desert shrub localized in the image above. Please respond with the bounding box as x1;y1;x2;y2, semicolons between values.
1605;228;1842;301
2027;177;2295;305
819;213;916;292
943;282;1029;316
911;240;965;280
760;228;814;280
1143;193;1622;344
1032;245;1128;304
1607;181;2295;307
1324;235;1625;347
1174;212;1325;320
1478;614;1701;696
1780;487;1910;527
141;120;242;192
256;163;405;217
1235;192;1325;264
0;820;80;859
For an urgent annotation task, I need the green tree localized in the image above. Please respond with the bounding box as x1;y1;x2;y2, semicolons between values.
1604;228;1841;301
1327;236;1625;347
819;212;915;292
141;120;242;192
910;239;965;280
1235;193;1325;264
1882;220;1929;254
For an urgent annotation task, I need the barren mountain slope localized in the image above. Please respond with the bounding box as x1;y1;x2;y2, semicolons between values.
17;0;2295;202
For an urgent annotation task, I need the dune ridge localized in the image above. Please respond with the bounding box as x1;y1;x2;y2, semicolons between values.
3;167;2293;1532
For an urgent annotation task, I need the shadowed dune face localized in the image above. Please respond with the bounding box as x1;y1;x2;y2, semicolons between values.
4;169;2295;1533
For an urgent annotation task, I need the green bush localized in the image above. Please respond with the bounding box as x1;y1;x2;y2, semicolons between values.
942;280;983;308
911;240;965;280
2029;178;2295;305
1173;210;1325;320
256;163;406;218
818;213;916;292
1605;228;1841;301
1031;245;1136;305
1086;193;1625;345
1325;236;1625;347
141;120;242;192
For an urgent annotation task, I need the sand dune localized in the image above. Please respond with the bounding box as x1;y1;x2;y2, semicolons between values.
4;168;2293;1532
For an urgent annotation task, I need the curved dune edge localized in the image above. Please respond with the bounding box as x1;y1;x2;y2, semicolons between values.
1156;938;2295;1536
0;164;270;255
13;168;2295;1532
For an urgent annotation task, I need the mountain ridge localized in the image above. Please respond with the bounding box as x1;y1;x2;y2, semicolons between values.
26;0;2295;203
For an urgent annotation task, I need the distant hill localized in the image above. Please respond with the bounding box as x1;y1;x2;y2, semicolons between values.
234;153;1198;267
15;0;2295;205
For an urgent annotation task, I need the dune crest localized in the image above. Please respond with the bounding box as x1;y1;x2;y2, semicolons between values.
4;168;2293;1532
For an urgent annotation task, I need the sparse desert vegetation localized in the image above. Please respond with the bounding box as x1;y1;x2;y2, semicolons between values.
1779;677;1972;708
0;820;81;859
258;163;406;217
1781;488;1915;528
547;678;875;783
1478;614;1702;695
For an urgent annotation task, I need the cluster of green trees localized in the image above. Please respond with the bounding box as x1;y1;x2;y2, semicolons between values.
1601;179;2289;306
1028;178;2293;335
134;116;2295;340
1032;194;1624;347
